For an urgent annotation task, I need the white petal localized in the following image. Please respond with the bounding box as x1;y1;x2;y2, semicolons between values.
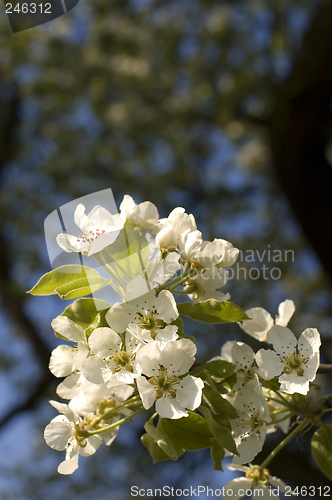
88;327;122;357
267;325;297;356
275;300;295;326
223;478;252;499
279;373;309;395
220;341;235;363
56;233;89;254
88;231;121;256
56;373;83;400
233;432;265;464
136;375;156;409
72;342;90;371
49;400;78;423
44;416;73;451
298;328;321;357
160;339;196;375
155;396;188;419
136;342;162;376
231;342;255;370
239;307;274;341
81;356;107;384
155;325;178;343
57;454;79;475
175;376;203;410
303;352;320;381
49;345;74;377
51;316;85;343
134;201;159;227
255;349;283;379
269;475;288;492
155;290;179;323
80;435;103;456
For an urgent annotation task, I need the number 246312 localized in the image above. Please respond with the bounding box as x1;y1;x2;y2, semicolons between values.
6;3;51;13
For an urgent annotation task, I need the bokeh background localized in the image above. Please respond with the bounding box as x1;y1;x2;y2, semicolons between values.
1;0;332;498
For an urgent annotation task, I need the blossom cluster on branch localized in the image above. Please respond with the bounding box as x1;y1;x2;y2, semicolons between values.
28;195;332;495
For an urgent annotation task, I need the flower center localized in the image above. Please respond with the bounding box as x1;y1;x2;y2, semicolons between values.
245;465;269;484
76;229;106;246
110;351;134;372
148;368;180;399
283;353;304;376
137;313;166;339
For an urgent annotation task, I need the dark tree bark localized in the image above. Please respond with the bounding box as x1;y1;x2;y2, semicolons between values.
267;0;332;284
0;84;53;431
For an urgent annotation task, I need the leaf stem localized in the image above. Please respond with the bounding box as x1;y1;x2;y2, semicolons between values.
259;418;309;470
88;406;145;435
92;395;141;426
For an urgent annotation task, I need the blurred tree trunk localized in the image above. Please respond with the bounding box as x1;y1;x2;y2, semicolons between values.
267;0;332;284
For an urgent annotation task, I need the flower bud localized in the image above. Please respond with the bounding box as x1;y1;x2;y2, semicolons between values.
156;226;178;250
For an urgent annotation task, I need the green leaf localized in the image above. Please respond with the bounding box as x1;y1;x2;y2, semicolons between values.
311;425;332;480
200;407;238;454
192;360;235;383
141;434;172;463
202;384;238;419
210;444;225;471
192;361;237;394
177;300;250;324
159;411;214;451
61;298;111;330
261;378;280;392
144;420;183;460
104;225;150;281
84;308;111;338
27;265;102;296
55;276;107;300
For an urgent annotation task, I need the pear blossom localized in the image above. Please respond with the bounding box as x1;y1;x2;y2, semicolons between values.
136;339;204;419
255;325;321;395
82;328;142;386
219;341;258;392
120;195;159;229
185;265;230;302
106;289;179;335
44;401;106;475
158;207;197;238
50;316;90;396
69;380;134;415
56;204;123;256
238;300;295;342
224;464;288;499
231;376;271;464
156;226;178;251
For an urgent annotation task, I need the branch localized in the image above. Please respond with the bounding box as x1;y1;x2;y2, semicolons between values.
0;83;53;431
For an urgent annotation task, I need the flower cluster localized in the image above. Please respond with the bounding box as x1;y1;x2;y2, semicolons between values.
32;195;327;495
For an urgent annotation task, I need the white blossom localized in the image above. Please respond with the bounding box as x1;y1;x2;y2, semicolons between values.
106;290;179;334
255;326;321;395
44;401;105;475
82;328;141;386
219;341;258;392
136;339;204;419
231;376;271;464
238;300;295;342
56;204;123;256
224;464;288;499
120;195;159;229
158;207;197;238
